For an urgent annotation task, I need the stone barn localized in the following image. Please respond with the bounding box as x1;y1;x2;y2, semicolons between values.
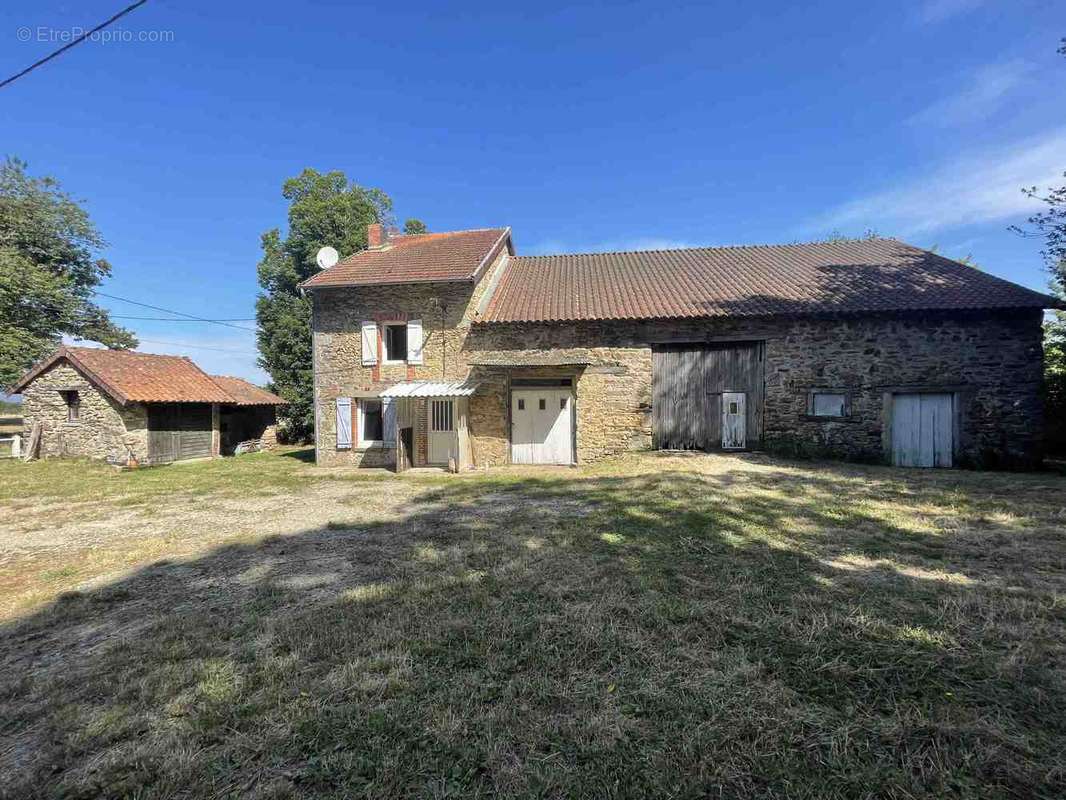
302;225;1062;471
11;347;285;464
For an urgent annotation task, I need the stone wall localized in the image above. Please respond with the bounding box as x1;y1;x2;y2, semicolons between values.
461;310;1046;469
312;246;1045;470
312;249;508;467
20;362;148;462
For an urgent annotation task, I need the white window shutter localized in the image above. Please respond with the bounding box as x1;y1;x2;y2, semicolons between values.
382;397;397;448
336;397;352;449
407;319;423;365
361;321;378;366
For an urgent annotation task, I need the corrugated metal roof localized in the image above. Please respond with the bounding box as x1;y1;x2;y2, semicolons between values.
479;238;1063;323
379;380;480;398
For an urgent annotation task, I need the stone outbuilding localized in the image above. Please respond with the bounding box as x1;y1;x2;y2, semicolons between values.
10;347;285;464
302;225;1064;471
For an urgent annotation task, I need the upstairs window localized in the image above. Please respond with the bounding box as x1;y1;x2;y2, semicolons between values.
384;324;408;363
60;390;80;422
810;391;847;417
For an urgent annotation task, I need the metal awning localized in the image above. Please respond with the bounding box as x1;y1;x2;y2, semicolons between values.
379;380;480;398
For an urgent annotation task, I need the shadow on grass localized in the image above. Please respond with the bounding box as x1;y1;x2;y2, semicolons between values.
277;447;316;463
1;461;1064;798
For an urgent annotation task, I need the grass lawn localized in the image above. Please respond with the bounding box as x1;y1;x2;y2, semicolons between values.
1;450;1065;798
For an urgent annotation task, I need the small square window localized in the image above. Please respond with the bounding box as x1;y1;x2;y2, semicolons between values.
60;390;80;422
384;324;407;362
517;399;525;410
539;398;546;410
728;401;739;415
811;392;846;417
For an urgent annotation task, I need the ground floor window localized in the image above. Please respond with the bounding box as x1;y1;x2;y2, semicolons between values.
360;399;384;444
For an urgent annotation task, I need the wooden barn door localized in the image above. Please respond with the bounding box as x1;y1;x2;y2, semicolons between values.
891;393;954;467
653;342;764;451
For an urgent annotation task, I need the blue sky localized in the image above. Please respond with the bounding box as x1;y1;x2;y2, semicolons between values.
2;0;1064;384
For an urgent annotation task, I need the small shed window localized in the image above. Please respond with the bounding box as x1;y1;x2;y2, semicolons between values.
811;392;847;417
384;324;408;363
60;390;80;422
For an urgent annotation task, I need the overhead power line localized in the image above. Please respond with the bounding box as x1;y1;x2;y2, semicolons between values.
135;337;258;355
1;0;151;90
111;315;258;322
93;290;257;332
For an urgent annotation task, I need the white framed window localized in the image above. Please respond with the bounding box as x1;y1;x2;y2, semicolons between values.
383;323;408;363
359;399;384;444
810;391;847;417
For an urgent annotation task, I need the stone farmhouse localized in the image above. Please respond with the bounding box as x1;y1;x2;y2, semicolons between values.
11;347;285;464
304;224;1060;471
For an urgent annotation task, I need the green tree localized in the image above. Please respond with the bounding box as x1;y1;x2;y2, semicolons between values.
0;157;136;388
403;218;428;235
1011;38;1066;453
256;169;394;440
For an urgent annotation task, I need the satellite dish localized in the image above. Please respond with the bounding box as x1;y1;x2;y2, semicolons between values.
316;246;339;270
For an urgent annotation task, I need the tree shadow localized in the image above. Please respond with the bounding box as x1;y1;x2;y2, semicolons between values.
1;461;1064;798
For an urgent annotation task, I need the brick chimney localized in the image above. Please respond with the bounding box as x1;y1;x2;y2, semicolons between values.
367;222;385;249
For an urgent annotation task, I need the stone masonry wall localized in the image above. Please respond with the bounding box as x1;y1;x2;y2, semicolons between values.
312;249;510;467
462;310;1046;469
20;362;148;462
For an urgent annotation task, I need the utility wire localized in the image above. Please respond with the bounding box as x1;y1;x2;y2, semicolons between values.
93;290;257;332
111;315;258;322
1;0;150;90
134;337;258;355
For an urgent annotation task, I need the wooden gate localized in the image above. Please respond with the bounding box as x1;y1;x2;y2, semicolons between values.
148;403;213;463
652;342;765;451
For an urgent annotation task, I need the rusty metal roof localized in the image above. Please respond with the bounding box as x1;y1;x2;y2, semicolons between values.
479;238;1062;323
300;228;511;289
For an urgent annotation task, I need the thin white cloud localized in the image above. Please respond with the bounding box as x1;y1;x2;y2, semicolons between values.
909;59;1034;128
526;237;695;256
813;126;1066;236
916;0;986;25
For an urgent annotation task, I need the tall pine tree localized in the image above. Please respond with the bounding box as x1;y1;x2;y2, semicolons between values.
256;169;394;440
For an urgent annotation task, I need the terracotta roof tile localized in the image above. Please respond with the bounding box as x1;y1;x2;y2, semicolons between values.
300;228;511;288
480;238;1061;323
12;347;232;404
210;376;286;406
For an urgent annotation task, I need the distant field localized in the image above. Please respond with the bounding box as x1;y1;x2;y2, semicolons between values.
0;416;23;435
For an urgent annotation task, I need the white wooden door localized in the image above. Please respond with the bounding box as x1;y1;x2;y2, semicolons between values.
891;393;953;467
721;392;746;450
511;389;573;464
428;399;456;464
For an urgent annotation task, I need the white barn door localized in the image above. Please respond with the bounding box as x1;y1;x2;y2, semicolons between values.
891;393;954;467
511;388;573;465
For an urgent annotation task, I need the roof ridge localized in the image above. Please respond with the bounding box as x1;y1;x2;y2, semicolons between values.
515;237;905;260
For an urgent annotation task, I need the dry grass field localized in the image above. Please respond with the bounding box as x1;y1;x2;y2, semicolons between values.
1;448;1065;798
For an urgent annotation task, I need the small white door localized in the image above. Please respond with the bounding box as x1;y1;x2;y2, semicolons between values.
428;399;456;464
721;392;746;450
511;388;573;465
891;393;953;467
